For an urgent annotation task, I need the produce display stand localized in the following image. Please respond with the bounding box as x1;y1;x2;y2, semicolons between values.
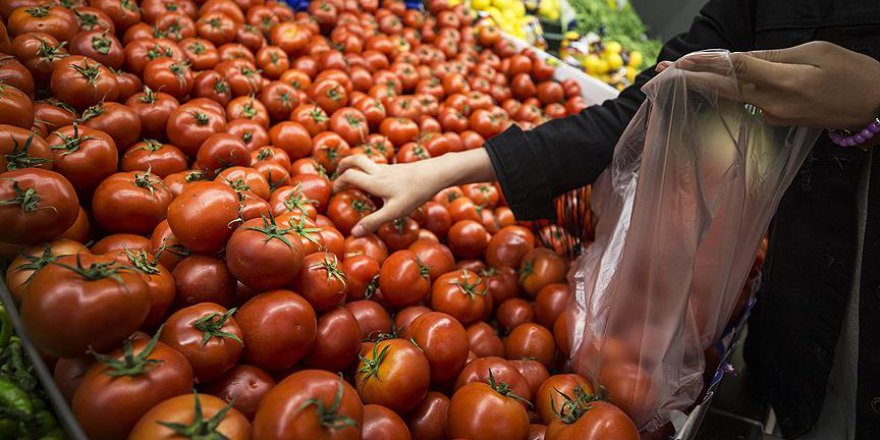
0;279;88;440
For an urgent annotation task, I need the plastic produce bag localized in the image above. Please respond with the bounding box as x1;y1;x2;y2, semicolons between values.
560;51;821;431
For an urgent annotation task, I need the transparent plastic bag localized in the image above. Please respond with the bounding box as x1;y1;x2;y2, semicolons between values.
561;51;822;431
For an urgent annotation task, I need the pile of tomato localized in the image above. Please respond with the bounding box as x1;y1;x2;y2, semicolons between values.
0;0;648;438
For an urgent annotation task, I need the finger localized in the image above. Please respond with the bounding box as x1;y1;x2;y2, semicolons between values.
351;204;401;237
674;51;783;85
337;154;380;175
333;169;377;194
655;61;673;72
745;41;833;65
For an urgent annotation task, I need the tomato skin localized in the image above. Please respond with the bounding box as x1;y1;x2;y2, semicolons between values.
534;283;570;329
236;290;317;371
167;181;239;254
8;4;78;43
535;374;594;425
5;239;89;304
92;171;173;234
126;88;180;140
91;0;143;32
378;250;431;308
77;101;141;150
165;105;228;157
407;238;455;280
72;335;194;440
356;338;430;414
405;391;448;440
466;321;505;358
91;233;152;255
510;359;550;400
172;255;237;308
400;311;469;384
195;133;250;177
143;57;194;99
50;55;118;110
0;168;79;244
160;302;243;383
268;120;313;160
519;248;568;297
303;306;362;371
362;404;412;440
447;381;531;440
544;400;639;440
344;299;392;339
120;140;184;178
454;357;532;403
202;364;276;420
377;217;419;251
69;29;124;69
291;251;348;311
340;255;380;301
0;83;34;130
54;355;93;403
430;269;491;325
504;322;556;368
128;393;251;440
496;298;535;332
47;124;118;193
326;189;376;236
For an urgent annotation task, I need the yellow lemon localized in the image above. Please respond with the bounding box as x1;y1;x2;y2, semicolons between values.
626;66;638;82
606;52;624;70
584;54;602;75
629;50;644;68
472;0;490;9
604;41;623;54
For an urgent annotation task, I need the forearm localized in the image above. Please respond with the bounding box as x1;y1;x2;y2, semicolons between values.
434;148;497;188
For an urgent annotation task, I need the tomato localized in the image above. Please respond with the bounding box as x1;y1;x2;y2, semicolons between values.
160;303;243;382
355;338;429;413
447;219;489;259
75;6;116;33
395;141;431;163
360;404;410;440
378;249;430;308
253;370;363;440
5;239;88;304
329;107;369;146
8;4;78;43
120;141;184;178
143;57;194;99
67;29;123;70
309;79;348;114
509;359;550;401
203;364;276;420
11;32;68;86
340;255;379;301
251;146;292;169
91;0;142;32
76;101;141;150
172;255;237;307
484;225;535;269
504;322;555;368
166;104;227;157
480;265;519;304
430;269;490;325
534;283;570;329
544;399;638;440
236;290;317;371
46;124;117;192
32;99;77;138
72;330;194;440
126;87;180;139
265;121;310;160
108;248;175;328
565;96;587;115
378;117;418;147
92;170;172;234
192;70;232;105
285;251;346;310
227;118;269;150
496;298;535;331
374;217;418;251
400;311;469;384
353;96;386;131
326;189;375;235
50;55;118;110
343;233;388;263
597;360;655;423
253;160;291;189
0;55;35;99
454;356;532;403
290;104;329;137
162;170;207;199
344;299;392;339
128;393;251;440
303;306;362;371
404;391;448;440
54;355;92;404
0;169;79;244
408;201;450;240
167;181;239;254
269;22;310;54
447;379;530;440
534;374;594;424
466;321;504;358
195;133;250;177
519;248;568;297
405;239;453;280
58;205;91;243
226;95;270;128
389;305;428;331
199;0;245;23
91;233;152;254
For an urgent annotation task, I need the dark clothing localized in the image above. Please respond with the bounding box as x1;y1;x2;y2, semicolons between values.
484;1;880;438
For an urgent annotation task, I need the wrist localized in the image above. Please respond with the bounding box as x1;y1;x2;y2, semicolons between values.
433;148;496;188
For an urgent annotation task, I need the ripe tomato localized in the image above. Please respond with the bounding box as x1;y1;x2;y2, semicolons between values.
91;0;143;32
0;85;32;131
109;248;175;328
355;338;430;413
447;196;479;223
481;265;520;304
326;189;376;235
378;117;418;147
447;379;531;440
344;299;392;339
343;233;388;263
0;168;78;244
377;217;419;251
195;133;250;177
46;124;118;193
203;364;276;420
448;219;490;260
192;70;233;105
454;356;532;403
496;298;535;331
31;99;77;138
597;360;655;423
117;135;183;177
163;169;208;199
466;321;505;358
69;29;124;69
92;170;173;234
253;370;363;440
535;374;594;425
340;255;380;301
329;107;369;146
267;120;311;160
172;255;237;307
160;302;243;383
5;239;88;304
407;238;454;280
54;355;92;404
128;393;251;440
236;290;317;371
167;181;239;254
50;55;118;109
378;249;430;308
91;233;152;255
126;87;180;139
290;104;329;137
510;359;550;400
519;248;568;297
311;131;351;172
405;391;448;440
166;104;228;157
72;330;194;440
7;4;78;43
430;269;490;325
290;251;348;311
504;322;556;368
303;306;362;371
410;201;452;239
78;101;141;149
486;225;535;269
143;57;194;99
400;311;469;383
395;141;431;163
534;283;570;328
545;399;638;440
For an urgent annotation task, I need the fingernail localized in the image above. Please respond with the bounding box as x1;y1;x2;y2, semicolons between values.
351;225;364;236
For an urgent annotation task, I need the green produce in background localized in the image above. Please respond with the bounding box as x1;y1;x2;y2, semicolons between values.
571;0;661;63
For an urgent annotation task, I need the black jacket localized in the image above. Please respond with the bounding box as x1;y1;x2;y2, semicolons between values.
484;1;880;438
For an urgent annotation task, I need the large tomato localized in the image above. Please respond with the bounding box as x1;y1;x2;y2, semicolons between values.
236;290;317;371
378;249;430;308
447;378;531;440
91;233;152;254
172;255;237;308
510;359;550;400
496;298;535;331
303;306;362;371
165;104;227;157
355;338;430;413
430;269;490;325
340;255;380;301
7;4;78;43
405;391;448;440
78;101;142;149
72;330;194;440
343;233;388;263
202;364;276;420
125;87;180;139
0;83;34;129
253;370;363;440
290;251;348;311
113;248;176;328
121;139;189;178
92;170;173;234
519;248;568;297
544;399;638;440
597;360;655;423
143;57;194;99
4;239;88;304
167;181;239;254
407;238;455;280
486;225;535;269
535;374;594;425
194;133;250;177
160;302;243;383
482;265;520;304
0;168;78;244
326;189;376;236
376;217;419;251
31;99;77;138
447;219;490;259
128;393;251;440
400;311;468;383
504;322;556;368
50;55;118;109
454;356;532;402
466;321;505;358
362;404;411;440
46;123;118;193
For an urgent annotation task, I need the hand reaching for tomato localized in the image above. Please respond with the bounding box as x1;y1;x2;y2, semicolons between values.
334;148;497;236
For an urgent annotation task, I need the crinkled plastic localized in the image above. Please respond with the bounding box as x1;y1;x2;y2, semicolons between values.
562;51;822;431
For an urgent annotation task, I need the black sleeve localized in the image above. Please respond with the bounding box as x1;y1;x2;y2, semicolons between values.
485;0;757;220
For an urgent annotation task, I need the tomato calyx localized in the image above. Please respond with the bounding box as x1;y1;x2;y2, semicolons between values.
242;213;297;249
14;244;62;283
75;10;101;30
0;179;51;214
92;326;166;377
156;238;191;260
78;102;105;122
282;187;318;213
70;59;103;87
36;38;68;63
487;370;532;407
188;42;206;55
310;253;347;287
91;31;113;55
190;110;211;126
147;45;174;61
287;214;323;248
192;308;243;347
213;78;230;95
4;134;51;171
357;341;389;383
54;253;131;283
364;275;379;300
417;260;430;280
134;168;163;198
170;60;191;88
453;274;486;300
297;381;359;431
156;391;238;440
184;170;207;183
350;199;374;214
550;385;599;425
392;218;406;234
139;86;158;104
25;5;50;18
518;259;534;282
310;107;328;123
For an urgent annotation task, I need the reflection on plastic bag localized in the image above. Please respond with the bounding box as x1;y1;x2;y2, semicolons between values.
561;51;821;431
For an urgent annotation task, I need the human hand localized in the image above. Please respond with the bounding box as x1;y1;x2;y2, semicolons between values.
333;148;496;236
656;42;880;133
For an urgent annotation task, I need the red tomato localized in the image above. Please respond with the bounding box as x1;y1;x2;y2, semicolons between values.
534;283;571;328
545;400;639;440
481;265;520;304
447;379;531;440
430;269;490;325
340;255;380;301
0;168;79;244
378;249;430;308
111;248;175;328
126;88;180;139
504;322;556;368
46;124;118;193
91;233;152;255
261;80;300;121
303;306;362;371
326;189;376;235
160;302;243;383
343;233;388;263
121;140;186;178
467;321;505;358
376;217;419;251
519;248;568;297
128;393;251;440
5;239;89;304
486;225;535;269
447;219;490;260
50;55;118;109
378;117;418;147
355;338;430;414
510;359;550;400
166;104;228;157
203;364;276;420
7;4;78;45
496;298;535;331
236;290;317;371
22;253;150;357
454;356;532;403
344;299;392;339
54;356;93;404
290;251;348;311
227;118;269;150
597;360;655;424
535;374;594;425
72;330;194;440
329;106;369;146
362;404;411;440
172;255;237;308
217;166;270;200
407;238;454;280
405;391;448;440
167;181;239;254
400;311;469;383
92;170;173;234
392;305;431;330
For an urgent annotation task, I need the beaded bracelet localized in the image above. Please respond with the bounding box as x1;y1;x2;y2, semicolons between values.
828;115;880;147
